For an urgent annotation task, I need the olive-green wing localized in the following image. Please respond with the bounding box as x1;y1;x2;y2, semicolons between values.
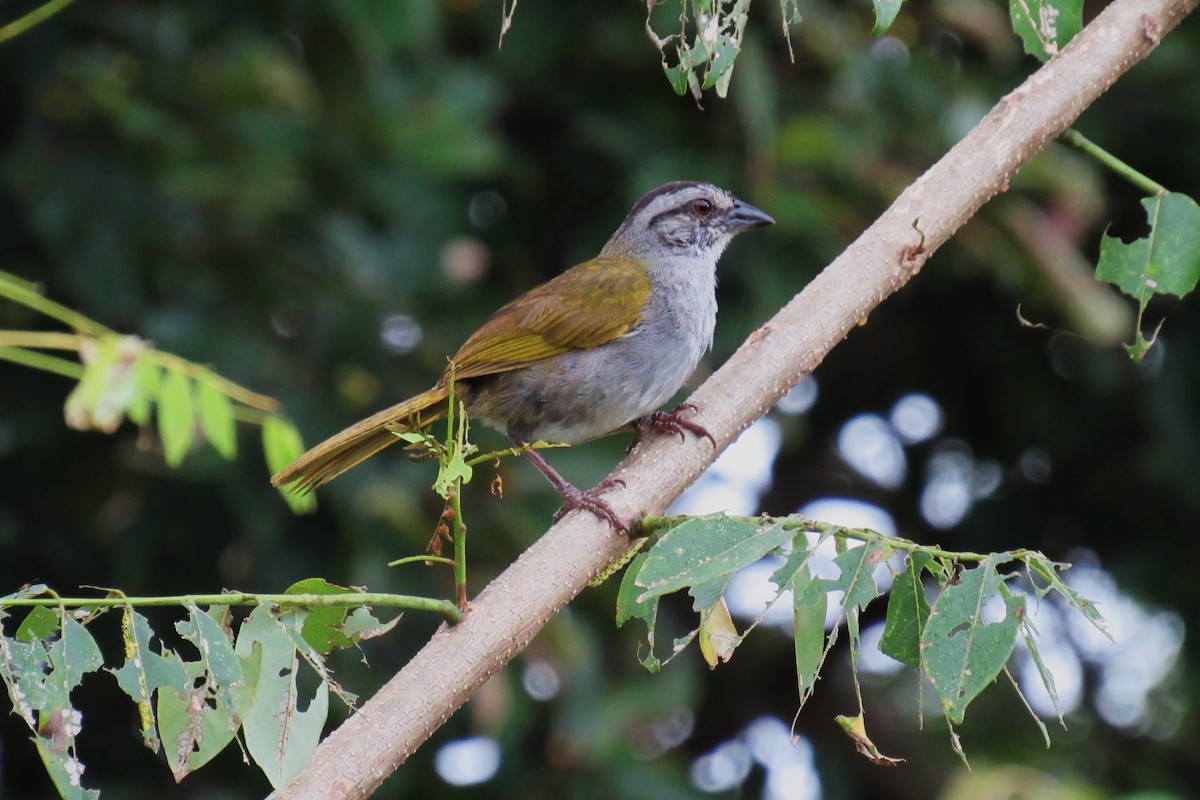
448;256;650;380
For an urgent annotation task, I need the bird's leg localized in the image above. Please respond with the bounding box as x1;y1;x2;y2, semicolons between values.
520;445;628;533
629;402;716;452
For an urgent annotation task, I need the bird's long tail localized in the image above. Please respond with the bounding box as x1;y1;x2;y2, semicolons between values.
270;386;450;493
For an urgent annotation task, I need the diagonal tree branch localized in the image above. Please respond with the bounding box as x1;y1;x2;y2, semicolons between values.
273;0;1198;796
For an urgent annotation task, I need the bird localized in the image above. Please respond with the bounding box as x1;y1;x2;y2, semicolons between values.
271;181;774;532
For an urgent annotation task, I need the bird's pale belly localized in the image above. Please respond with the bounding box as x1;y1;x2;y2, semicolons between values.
465;333;702;445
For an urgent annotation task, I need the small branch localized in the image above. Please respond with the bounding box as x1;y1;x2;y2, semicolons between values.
1059;128;1169;196
640;513;1030;564
0;330;85;350
0;271;111;336
389;555;458;569
0;591;463;623
0;273;279;413
451;490;468;611
466;440;565;467
0;0;77;44
0;345;85;379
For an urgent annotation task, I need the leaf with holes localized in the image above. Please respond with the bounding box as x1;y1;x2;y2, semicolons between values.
635;515;793;603
1027;554;1109;639
110;609;189;752
826;542;889;637
617;551;663;672
236;606;329;789
921;555;1024;724
157;652;259;782
34;615;104;800
158;605;258;781
1097;192;1200;307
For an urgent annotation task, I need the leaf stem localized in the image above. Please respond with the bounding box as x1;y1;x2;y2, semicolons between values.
466;440;567;466
0;0;77;45
0;330;85;350
0;345;85;379
1058;129;1168;197
0;591;463;623
0;271;111;336
639;514;1031;565
148;351;280;412
389;555;458;569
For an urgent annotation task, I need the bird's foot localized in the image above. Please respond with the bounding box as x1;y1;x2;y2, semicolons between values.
630;403;716;452
551;479;628;533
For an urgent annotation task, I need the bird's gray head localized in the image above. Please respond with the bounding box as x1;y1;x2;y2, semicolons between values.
602;181;774;259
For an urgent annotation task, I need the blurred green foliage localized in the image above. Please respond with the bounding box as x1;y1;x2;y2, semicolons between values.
2;0;1199;798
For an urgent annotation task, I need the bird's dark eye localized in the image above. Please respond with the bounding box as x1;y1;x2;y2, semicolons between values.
692;198;714;217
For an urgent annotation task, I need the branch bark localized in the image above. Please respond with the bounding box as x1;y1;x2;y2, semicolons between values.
274;0;1197;796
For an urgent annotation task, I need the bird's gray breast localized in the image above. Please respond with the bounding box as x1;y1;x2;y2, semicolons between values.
467;259;718;444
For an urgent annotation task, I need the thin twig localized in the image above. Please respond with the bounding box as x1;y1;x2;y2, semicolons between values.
0;345;85;379
0;0;77;44
1059;128;1169;196
0;591;463;623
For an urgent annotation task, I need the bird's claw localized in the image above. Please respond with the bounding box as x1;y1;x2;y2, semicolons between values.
630;403;716;452
551;480;628;533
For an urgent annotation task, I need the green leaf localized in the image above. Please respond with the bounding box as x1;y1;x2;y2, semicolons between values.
340;606;402;644
263;415;305;473
159;604;257;781
1014;612;1062;730
663;63;689;96
433;448;473;498
16;606;60;643
879;551;933;669
33;727;101;800
285;578;377;654
827;542;888;629
635;516;793;602
197;372;237;459
790;558;828;704
157;654;258;782
109;609;189;752
175;604;246;721
871;0;905;36
616;550;657;627
921;555;1024;724
263;416;317;514
1009;0;1083;60
127;355;161;426
1027;555;1108;638
688;574;732;614
157;369;196;467
48;616;103;695
31;616;104;800
1097;192;1200;306
615;551;661;673
235;607;329;789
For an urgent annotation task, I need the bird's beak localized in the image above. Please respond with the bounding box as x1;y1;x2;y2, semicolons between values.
726;199;775;230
